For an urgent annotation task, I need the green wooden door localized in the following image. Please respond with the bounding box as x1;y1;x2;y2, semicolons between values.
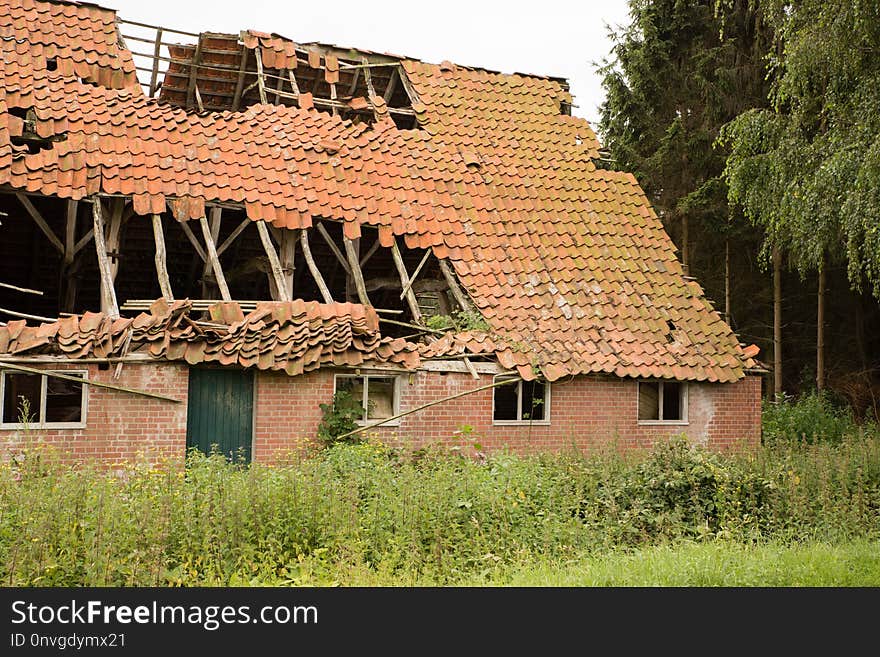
186;368;254;463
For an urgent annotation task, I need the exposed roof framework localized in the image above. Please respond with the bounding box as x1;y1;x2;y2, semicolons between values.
0;0;760;383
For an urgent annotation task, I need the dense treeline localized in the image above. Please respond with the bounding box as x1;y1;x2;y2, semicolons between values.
599;0;880;418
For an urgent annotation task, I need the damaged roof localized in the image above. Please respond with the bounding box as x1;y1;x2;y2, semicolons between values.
0;0;754;383
0;299;420;372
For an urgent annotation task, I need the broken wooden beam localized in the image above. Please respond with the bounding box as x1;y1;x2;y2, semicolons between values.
91;198;119;318
300;228;333;304
439;258;473;313
216;217;251;257
315;222;351;275
400;250;431;300
256;220;291;302
199;211;232;301
0;282;43;296
64;200;78;265
151;214;174;300
0;360;182;404
343;236;371;306
390;237;423;324
0;306;56;322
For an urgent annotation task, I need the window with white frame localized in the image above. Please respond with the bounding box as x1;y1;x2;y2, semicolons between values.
334;374;399;424
638;380;687;423
493;375;550;423
0;370;87;428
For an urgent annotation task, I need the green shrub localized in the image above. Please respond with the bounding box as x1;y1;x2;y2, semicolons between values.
762;391;860;444
316;390;365;447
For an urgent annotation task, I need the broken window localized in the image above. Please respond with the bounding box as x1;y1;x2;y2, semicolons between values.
335;374;398;424
493;375;549;423
638;381;686;423
0;371;85;427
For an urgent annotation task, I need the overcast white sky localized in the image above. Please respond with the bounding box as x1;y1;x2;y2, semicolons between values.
108;0;632;127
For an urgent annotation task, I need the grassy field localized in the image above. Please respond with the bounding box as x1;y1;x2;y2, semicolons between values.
1;415;878;586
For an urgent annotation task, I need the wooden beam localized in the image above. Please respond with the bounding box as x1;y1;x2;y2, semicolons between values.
384;67;399;101
91;198;119;318
72;228;94;257
0;282;43;296
315;222;351;275
15;193;64;253
185;38;203;110
400;250;431;300
105;199;125;281
362;57;378;120
359;236;381;267
343;236;370;306
64;200;78;265
439;258;473;312
288;69;300;97
254;46;269;104
231;46;249;111
151;214;174;300
346;68;360;97
0;306;55;322
200;208;222;298
0;361;182;404
300;229;333;304
279;230;296;299
179;220;207;262
216;218;251;257
274;67;286;105
390;238;422;324
199;213;232;301
256;220;291;302
148;27;163;97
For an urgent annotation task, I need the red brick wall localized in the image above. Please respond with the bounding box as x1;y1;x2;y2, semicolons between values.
252;369;763;462
2;362;762;465
0;362;188;466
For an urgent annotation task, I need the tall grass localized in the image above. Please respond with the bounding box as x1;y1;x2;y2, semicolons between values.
1;431;878;586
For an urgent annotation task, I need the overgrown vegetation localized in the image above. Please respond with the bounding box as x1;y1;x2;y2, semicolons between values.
425;309;492;332
316;389;365;446
2;411;878;585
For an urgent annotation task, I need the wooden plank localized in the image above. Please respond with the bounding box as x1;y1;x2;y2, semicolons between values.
346;68;360;97
179;220;207;262
0;360;182;404
390;237;422;324
300;229;333;304
216;218;251;256
400;249;431;299
199;213;232;301
288;69;300;96
91;198;119;317
343;236;370;306
148;27;163;97
256;220;291;302
64;200;78;265
15;193;64;253
439;258;472;313
315;222;351;274
151;214;174;300
231;46;249;111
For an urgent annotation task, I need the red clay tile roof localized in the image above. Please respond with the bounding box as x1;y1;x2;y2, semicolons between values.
0;1;754;383
0;299;420;373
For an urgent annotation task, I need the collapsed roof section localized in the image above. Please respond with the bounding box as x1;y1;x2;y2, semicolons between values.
0;298;420;373
0;0;758;383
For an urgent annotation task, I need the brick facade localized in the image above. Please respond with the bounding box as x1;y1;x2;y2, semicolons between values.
0;362;762;465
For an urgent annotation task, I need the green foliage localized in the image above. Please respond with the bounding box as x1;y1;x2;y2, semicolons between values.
762;391;868;444
316;390;365;447
0;434;877;585
720;0;880;295
425;309;491;332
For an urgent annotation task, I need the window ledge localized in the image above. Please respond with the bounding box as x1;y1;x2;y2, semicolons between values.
493;420;551;426
356;420;401;429
637;420;689;426
0;423;86;431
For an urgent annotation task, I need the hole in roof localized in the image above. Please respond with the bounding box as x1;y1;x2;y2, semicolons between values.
46;58;58;72
665;320;677;344
7;107;29;120
560;99;572;116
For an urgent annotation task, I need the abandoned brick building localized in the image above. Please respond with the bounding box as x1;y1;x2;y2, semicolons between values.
0;0;763;464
